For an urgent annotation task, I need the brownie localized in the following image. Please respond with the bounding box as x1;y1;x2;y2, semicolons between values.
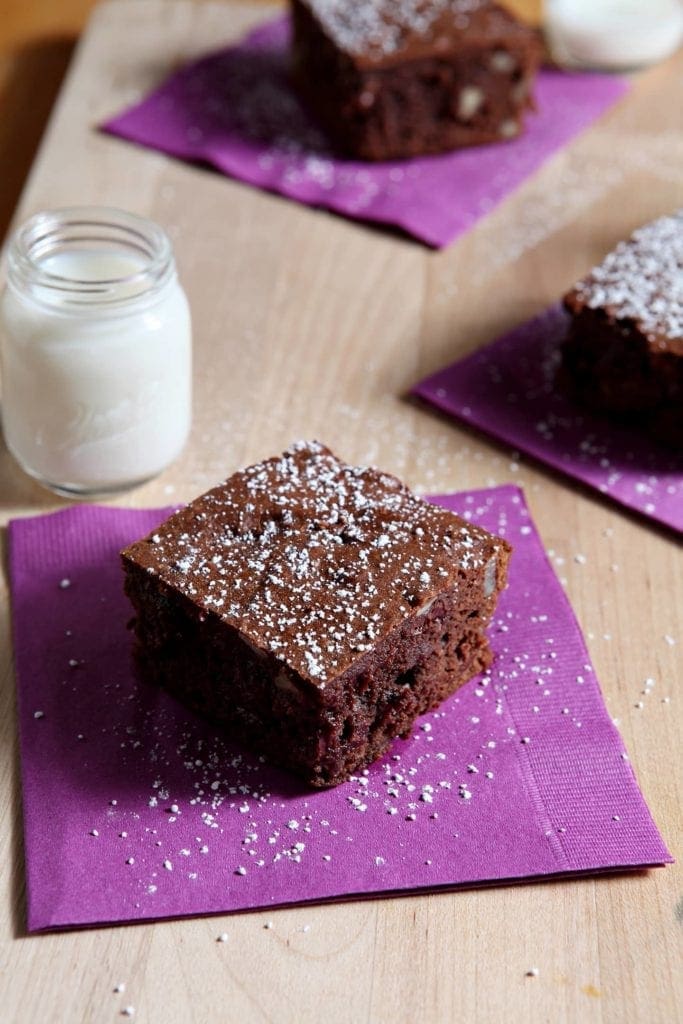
290;0;541;161
122;442;511;787
560;210;683;449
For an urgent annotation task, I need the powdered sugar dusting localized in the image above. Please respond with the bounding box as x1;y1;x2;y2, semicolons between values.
571;209;683;345
304;0;484;57
124;442;500;684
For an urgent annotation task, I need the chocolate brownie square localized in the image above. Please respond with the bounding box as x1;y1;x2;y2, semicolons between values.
561;210;683;449
290;0;541;161
122;442;511;787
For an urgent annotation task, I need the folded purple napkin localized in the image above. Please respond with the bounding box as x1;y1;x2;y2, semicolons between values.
9;486;669;932
412;306;683;534
102;17;628;248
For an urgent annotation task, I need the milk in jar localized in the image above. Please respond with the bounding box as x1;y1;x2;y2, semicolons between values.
0;207;192;497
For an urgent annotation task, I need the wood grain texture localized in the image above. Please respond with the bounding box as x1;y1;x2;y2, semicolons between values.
0;2;680;1022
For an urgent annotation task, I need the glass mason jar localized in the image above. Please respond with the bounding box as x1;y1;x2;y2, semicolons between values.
1;207;192;498
544;0;683;71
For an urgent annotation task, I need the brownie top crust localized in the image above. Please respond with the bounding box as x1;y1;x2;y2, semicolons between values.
296;0;536;68
122;442;507;688
564;210;683;356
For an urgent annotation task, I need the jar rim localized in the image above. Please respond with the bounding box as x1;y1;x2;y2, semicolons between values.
6;206;176;312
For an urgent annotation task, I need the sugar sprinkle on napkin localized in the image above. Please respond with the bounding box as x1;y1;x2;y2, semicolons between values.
9;486;670;932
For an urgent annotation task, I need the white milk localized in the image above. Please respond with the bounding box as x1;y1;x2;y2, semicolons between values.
544;0;683;70
0;209;192;496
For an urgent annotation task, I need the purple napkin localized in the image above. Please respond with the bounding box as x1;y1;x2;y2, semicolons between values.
102;17;628;248
9;486;670;932
412;305;683;534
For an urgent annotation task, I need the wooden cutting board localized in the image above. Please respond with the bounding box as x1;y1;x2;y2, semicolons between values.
0;3;681;1021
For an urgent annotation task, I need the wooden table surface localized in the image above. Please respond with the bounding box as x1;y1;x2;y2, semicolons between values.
0;2;681;1022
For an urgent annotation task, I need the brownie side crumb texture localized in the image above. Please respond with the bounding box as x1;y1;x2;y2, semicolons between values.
122;442;511;787
290;0;541;160
561;210;683;449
